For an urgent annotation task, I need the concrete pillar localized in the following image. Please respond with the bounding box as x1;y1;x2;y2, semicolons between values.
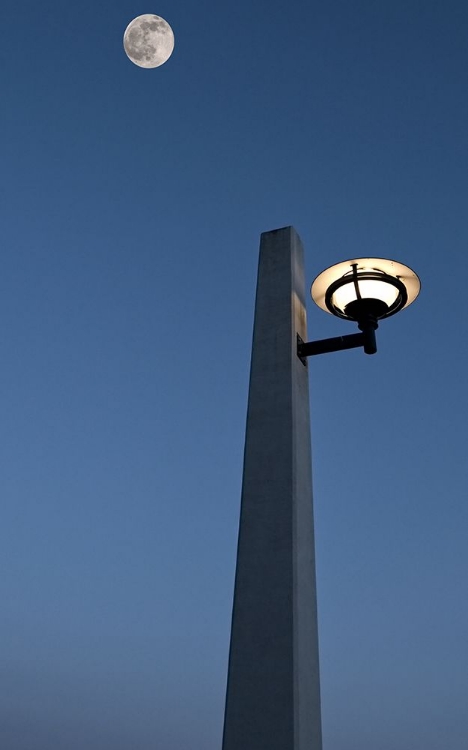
222;226;322;750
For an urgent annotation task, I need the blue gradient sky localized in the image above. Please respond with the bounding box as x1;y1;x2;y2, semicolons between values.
2;1;467;748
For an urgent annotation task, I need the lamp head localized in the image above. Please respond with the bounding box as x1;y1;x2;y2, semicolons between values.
311;258;420;326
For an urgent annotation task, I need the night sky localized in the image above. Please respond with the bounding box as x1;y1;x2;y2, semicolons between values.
2;1;468;748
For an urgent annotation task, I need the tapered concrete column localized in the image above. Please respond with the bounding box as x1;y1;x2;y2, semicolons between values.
222;226;322;750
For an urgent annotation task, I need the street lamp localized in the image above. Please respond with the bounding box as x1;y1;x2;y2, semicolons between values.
297;257;420;360
222;229;421;750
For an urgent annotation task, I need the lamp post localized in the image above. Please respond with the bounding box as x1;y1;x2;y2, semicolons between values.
221;228;419;750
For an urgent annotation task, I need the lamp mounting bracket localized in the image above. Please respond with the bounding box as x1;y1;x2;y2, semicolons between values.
297;325;377;365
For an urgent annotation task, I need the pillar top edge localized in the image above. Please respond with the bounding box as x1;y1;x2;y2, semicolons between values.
261;225;297;237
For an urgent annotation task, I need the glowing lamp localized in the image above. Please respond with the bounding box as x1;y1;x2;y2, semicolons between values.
311;258;420;325
297;258;420;359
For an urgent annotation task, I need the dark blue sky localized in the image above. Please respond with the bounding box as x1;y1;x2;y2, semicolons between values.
2;1;467;748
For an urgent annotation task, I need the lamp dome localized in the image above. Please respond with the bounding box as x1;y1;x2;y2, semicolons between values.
311;258;420;322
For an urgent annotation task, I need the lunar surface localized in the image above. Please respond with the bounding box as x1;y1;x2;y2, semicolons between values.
123;14;174;68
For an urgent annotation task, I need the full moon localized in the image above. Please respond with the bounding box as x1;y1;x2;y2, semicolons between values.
123;14;174;68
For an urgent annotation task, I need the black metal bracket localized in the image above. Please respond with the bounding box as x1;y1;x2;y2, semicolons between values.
297;326;377;365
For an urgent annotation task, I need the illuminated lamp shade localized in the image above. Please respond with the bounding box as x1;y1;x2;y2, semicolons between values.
311;258;421;323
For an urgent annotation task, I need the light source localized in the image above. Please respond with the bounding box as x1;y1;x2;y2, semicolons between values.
297;257;420;360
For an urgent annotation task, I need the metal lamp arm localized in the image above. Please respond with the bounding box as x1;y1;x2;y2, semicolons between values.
297;326;377;363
